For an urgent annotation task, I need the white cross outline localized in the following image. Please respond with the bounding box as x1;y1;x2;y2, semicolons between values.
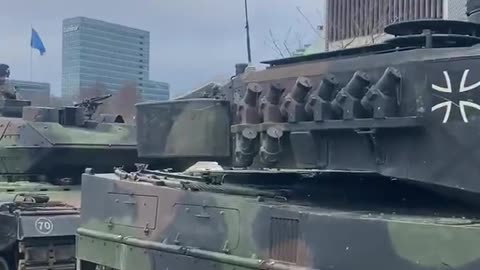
431;70;480;123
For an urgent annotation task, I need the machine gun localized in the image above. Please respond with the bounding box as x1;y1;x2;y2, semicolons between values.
74;94;112;119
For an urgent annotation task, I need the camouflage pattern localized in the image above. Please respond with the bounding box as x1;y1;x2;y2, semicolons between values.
174;82;224;100
77;169;480;270
76;16;480;270
0;92;139;269
0;101;137;182
135;99;231;170
135;20;480;201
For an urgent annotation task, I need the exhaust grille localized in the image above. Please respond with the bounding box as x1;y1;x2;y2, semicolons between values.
269;217;299;263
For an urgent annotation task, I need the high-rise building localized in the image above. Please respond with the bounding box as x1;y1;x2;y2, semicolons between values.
140;80;170;101
62;17;169;101
11;80;50;106
326;0;468;51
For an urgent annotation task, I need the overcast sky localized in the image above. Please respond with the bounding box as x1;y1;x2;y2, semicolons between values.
1;0;324;97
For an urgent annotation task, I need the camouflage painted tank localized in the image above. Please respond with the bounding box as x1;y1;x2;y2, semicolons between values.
0;96;136;183
77;13;480;270
0;94;138;270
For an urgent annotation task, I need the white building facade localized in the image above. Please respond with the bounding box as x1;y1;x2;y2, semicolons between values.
325;0;468;51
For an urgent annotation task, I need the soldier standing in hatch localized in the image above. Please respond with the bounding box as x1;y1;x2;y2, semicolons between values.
0;64;17;100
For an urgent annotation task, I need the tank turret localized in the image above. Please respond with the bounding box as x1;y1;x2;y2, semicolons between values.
0;91;140;268
0;93;138;183
135;19;480;201
76;4;480;270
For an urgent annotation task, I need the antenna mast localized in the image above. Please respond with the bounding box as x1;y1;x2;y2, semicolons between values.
244;0;252;63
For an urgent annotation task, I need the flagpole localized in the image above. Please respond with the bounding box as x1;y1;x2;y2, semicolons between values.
30;48;32;81
30;25;32;81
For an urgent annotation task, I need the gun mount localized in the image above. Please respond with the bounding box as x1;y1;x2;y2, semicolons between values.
74;94;112;120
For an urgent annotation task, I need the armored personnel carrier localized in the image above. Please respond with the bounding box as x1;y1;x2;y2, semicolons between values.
0;94;138;270
77;6;480;270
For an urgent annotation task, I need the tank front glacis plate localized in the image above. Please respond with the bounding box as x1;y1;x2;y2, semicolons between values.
0;184;79;269
77;173;480;270
0;186;80;240
18;213;79;239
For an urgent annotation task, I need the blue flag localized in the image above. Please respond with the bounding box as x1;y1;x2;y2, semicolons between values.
31;28;46;55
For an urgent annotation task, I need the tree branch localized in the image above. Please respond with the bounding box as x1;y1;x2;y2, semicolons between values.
296;6;321;37
268;29;285;58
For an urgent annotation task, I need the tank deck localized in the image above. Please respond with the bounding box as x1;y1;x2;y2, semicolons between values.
77;171;480;270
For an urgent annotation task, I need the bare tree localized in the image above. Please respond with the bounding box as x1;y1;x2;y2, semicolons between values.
268;29;286;58
332;1;390;50
49;95;72;107
265;6;324;57
77;82;108;101
105;82;138;124
296;6;321;38
282;27;293;56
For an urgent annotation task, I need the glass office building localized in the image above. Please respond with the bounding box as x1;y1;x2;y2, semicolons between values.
62;17;169;101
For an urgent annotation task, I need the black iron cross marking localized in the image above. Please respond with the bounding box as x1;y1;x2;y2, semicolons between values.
431;70;480;123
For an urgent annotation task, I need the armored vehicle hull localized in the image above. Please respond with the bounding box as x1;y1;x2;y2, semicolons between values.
0;182;80;270
0;112;137;182
77;16;480;270
77;170;480;270
136;20;480;202
0;95;139;269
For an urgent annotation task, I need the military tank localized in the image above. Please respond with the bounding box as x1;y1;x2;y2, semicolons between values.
76;4;480;270
0;85;139;270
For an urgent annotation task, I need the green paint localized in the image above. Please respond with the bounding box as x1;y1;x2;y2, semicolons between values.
388;221;480;268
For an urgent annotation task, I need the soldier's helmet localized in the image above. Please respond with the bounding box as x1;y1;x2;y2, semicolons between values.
0;64;10;78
